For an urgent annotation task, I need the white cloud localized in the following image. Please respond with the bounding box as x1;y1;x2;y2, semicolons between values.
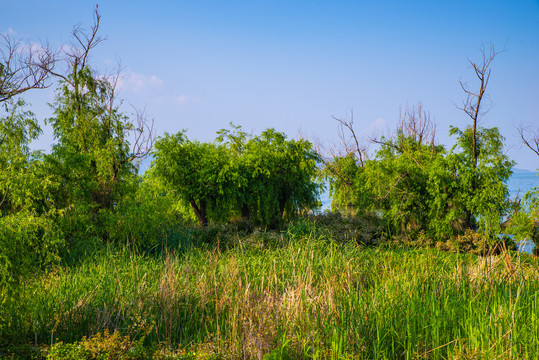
116;70;164;94
174;95;188;104
1;27;16;36
366;117;388;134
11;41;50;59
171;94;201;105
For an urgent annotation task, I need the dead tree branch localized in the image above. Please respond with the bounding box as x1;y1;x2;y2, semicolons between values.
332;110;367;167
0;34;57;102
519;124;539;157
457;44;501;168
398;103;436;148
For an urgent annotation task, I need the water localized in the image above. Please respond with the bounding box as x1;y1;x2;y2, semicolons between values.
517;239;535;254
507;168;538;201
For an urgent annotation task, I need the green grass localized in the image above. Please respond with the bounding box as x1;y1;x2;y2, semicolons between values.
1;220;539;359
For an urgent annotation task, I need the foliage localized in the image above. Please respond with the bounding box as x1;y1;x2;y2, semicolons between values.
297;212;385;246
0;98;44;215
367;130;448;238
509;121;539;249
0;212;63;299
448;126;514;239
150;132;234;227
323;153;369;214
325;121;514;248
106;176;191;248
151;126;321;228
44;67;133;241
237;128;321;226
47;330;147;360
0;99;63;304
507;186;539;248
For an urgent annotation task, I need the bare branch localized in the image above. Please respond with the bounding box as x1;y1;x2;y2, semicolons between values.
519;123;539;157
313;139;355;188
457;44;502;169
130;105;155;161
331;110;367;167
397;103;436;147
0;33;57;102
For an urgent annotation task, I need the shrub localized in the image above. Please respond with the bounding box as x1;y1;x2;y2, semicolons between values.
47;330;147;360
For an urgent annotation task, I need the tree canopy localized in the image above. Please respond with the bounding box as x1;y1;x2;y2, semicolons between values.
150;126;321;227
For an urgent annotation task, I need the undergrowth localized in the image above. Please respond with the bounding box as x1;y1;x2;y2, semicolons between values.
1;217;538;359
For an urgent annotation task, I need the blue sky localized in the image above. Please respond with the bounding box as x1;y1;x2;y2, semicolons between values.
3;0;539;170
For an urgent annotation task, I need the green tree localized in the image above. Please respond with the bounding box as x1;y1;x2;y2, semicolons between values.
0;25;62;299
0;98;42;215
322;153;365;213
0;99;63;298
150;132;234;227
448;126;513;238
151;126;321;227
323;101;513;248
44;9;152;243
449;45;513;240
507;124;539;250
363;106;449;238
241;128;321;226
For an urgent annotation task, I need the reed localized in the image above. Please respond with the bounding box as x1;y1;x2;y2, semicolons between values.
2;221;538;359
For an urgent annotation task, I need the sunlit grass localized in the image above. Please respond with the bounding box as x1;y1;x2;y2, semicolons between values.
2;221;539;359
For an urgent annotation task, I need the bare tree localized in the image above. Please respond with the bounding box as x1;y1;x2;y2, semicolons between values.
457;45;503;230
0;34;56;103
368;103;437;173
314;111;369;192
519;124;539;157
47;7;105;86
397;103;436;148
332;110;367;167
458;44;501;169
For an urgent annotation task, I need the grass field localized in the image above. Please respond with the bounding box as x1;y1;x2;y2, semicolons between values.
1;219;538;359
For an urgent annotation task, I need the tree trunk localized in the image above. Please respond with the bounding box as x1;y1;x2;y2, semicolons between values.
240;203;250;220
278;196;286;220
190;199;208;227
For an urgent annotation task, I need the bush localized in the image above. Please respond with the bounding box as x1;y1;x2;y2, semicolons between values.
47;330;147;360
435;230;517;255
303;211;386;246
0;212;63;288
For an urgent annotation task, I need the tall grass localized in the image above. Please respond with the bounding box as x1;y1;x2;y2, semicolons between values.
2;220;539;359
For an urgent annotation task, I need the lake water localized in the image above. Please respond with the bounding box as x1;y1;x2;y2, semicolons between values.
507;169;538;199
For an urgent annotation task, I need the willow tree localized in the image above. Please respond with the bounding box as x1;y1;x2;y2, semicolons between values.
45;8;153;241
450;45;513;237
242;128;321;226
150;132;233;227
151;126;321;227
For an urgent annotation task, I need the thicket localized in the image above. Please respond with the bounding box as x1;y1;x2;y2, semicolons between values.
150;124;320;228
